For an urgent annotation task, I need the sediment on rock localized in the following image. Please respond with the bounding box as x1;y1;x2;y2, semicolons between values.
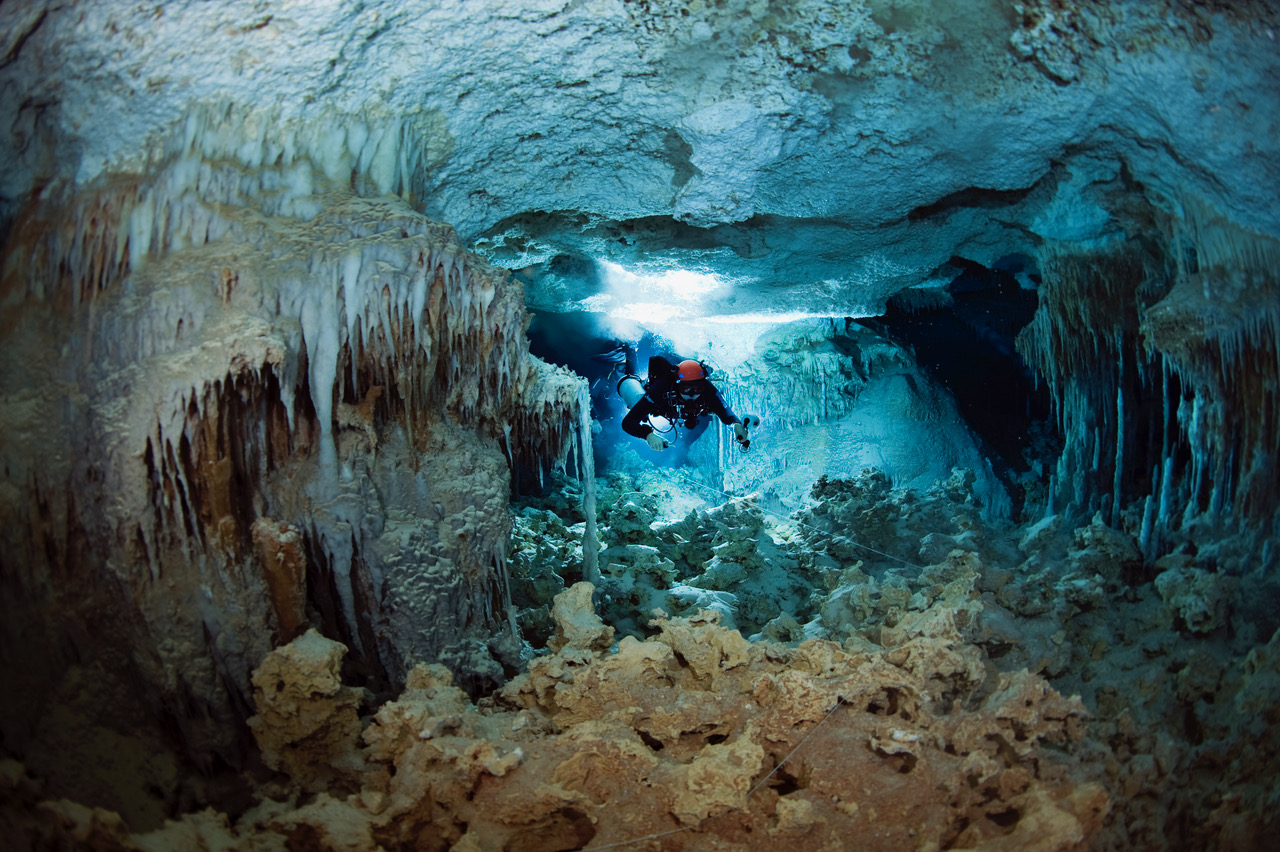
5;463;1279;849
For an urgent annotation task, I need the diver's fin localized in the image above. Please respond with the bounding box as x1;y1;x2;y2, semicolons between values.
591;341;632;364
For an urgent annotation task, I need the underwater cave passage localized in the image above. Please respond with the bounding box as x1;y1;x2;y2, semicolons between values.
524;308;695;475
524;249;1058;514
872;254;1052;491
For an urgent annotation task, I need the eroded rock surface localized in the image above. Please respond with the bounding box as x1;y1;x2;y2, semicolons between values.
7;593;1106;851
4;469;1270;849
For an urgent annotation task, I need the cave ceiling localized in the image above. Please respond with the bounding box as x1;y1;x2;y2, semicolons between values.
2;0;1278;325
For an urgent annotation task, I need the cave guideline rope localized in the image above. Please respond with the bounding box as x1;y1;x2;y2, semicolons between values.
666;469;925;572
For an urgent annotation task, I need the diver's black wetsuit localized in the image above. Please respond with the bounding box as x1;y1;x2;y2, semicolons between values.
622;356;740;440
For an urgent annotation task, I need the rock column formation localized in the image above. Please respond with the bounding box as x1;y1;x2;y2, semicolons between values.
0;121;591;818
1017;202;1280;560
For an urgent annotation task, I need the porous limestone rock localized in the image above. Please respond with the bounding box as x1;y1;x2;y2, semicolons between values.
509;504;581;646
1068;512;1142;587
11;458;1280;850
548;581;614;654
669;734;766;825
246;629;366;792
0;177;592;820
250;518;309;643
2;2;1278;848
2;0;1277;323
1154;559;1234;635
14;602;1093;850
501;466;1279;850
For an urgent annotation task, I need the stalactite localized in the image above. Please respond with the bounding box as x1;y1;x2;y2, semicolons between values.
503;358;588;489
1111;350;1125;529
1143;200;1280;534
1019;196;1279;562
577;381;600;587
0;108;617;779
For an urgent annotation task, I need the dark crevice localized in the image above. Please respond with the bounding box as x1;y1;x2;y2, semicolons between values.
768;765;804;796
504;807;596;852
870;255;1050;515
906;185;1038;222
0;7;47;69
866;687;903;716
638;730;665;751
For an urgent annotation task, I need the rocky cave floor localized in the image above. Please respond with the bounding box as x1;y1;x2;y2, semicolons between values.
5;465;1280;851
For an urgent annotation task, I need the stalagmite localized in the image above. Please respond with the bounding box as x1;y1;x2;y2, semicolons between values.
1112;367;1124;529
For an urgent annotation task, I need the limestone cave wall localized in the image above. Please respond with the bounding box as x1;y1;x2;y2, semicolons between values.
0;0;1277;847
0;139;589;822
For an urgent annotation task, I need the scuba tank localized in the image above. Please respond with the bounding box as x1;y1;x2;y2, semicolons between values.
617;375;646;408
617;374;676;436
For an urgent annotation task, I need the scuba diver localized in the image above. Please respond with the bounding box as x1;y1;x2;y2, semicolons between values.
619;355;757;452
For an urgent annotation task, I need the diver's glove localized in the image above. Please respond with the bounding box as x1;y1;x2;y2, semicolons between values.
645;432;668;451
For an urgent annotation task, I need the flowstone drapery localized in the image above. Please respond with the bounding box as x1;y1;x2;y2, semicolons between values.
1017;201;1280;564
0;151;594;824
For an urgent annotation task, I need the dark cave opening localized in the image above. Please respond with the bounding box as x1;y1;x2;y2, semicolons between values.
519;309;627;491
871;254;1052;511
524;309;632;419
